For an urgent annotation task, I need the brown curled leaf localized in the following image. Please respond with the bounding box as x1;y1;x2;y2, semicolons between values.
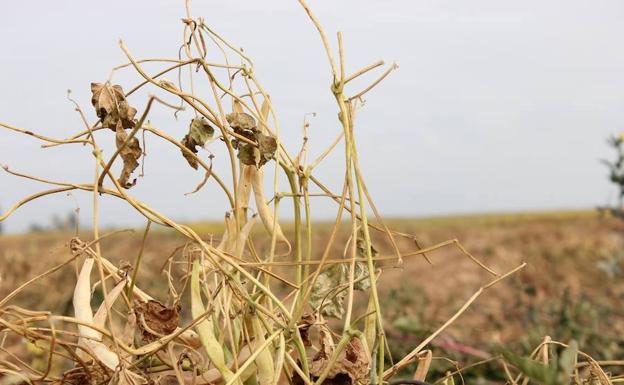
226;112;256;132
90;83;137;130
310;261;370;319
235;133;276;168
309;333;370;385
135;300;180;342
62;365;112;385
189;117;215;146
237;143;258;166
256;132;277;167
299;313;316;347
181;134;199;169
180;117;214;169
115;125;142;188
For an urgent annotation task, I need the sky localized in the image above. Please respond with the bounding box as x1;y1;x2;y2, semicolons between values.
1;0;624;233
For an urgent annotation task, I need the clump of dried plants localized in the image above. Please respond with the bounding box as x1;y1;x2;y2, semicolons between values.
0;2;613;385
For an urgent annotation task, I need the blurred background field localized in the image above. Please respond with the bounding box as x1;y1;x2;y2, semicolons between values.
2;209;622;380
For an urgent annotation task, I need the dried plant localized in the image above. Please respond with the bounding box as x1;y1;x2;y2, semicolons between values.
0;2;612;385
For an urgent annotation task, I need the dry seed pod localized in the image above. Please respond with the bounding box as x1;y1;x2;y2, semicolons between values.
234;214;257;258
260;98;270;130
363;295;376;357
191;260;239;385
232;99;244;114
236;164;254;220
251;315;275;385
413;350;433;382
73;258;120;370
121;312;137;347
250;166;290;251
92;278;127;328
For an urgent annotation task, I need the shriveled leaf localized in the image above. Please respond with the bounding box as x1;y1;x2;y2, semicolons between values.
91;83;136;130
180;118;213;169
309;333;370;385
356;237;378;259
353;262;371;291
310;264;347;319
115;126;142;188
62;365;111;385
310;260;371;319
256;132;277;167
299;313;316;347
226;112;256;131
237;143;258;166
135;300;180;342
111;369;148;385
181;134;199;169
189;117;214;146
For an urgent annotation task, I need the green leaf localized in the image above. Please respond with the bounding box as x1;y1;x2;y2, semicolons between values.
502;350;557;385
556;341;578;385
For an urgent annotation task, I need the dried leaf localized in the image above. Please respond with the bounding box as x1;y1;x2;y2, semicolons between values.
115;125;142;188
353;263;371;291
356;237;378;259
62;366;111;385
310;261;371;319
180;118;214;169
90;83;136;130
189;117;215;146
299;313;316;347
310;264;347;319
309;333;370;385
256;132;277;167
135;300;180;342
181;135;199;169
226;112;256;131
237;143;258;166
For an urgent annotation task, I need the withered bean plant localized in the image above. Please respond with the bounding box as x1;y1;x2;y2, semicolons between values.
0;2;613;385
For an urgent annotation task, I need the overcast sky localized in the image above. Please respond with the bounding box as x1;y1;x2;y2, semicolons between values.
1;0;624;233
